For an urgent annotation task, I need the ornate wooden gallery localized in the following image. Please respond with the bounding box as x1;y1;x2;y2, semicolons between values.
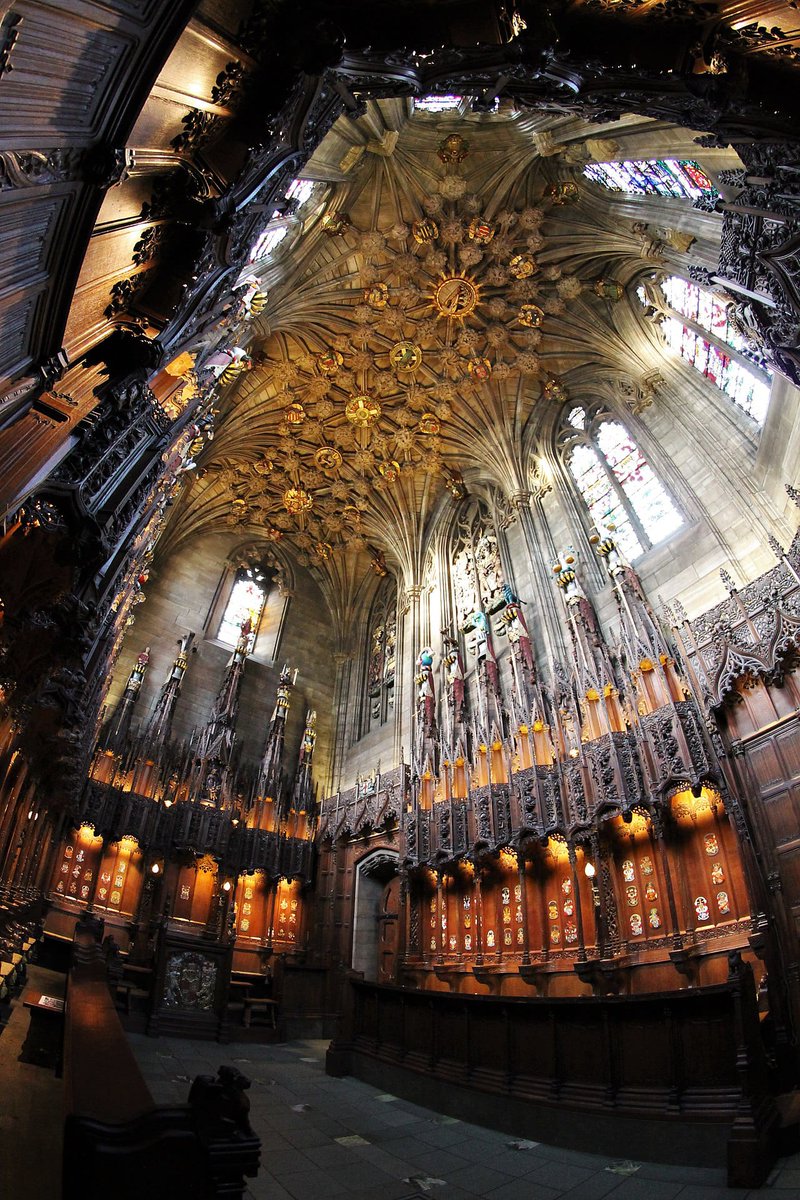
314;508;776;1002
48;626;317;1020
400;530;752;996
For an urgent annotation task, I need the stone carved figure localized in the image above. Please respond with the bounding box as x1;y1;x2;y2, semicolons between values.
442;632;466;728
475;532;504;611
452;545;478;624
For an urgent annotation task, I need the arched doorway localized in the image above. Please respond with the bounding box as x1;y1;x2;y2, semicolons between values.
352;848;400;983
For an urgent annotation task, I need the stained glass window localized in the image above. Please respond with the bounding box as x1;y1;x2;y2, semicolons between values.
415;95;464;112
583;159;716;200
249;224;288;263
564;410;682;561
660;319;771;424
218;567;268;648
661;277;747;353
284;178;316;207
650;276;772;424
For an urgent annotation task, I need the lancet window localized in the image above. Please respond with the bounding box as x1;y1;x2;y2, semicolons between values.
364;581;397;732
561;407;683;561
249;225;287;262
583;159;716;199
639;276;772;425
217;564;269;649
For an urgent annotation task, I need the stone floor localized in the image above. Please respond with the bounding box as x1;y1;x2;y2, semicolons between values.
129;1036;800;1200
0;963;64;1200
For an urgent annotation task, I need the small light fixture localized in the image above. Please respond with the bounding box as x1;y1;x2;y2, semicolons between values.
222;880;232;893
584;862;596;879
151;863;161;875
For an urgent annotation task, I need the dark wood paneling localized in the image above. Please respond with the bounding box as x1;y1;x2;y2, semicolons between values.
338;969;777;1184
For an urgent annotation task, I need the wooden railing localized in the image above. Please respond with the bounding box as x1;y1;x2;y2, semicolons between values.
327;953;779;1188
63;916;260;1200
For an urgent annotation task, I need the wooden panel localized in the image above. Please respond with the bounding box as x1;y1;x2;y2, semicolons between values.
0;3;139;146
347;978;755;1121
775;724;800;779
748;739;785;789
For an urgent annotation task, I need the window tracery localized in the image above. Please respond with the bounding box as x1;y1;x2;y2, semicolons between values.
217;565;269;649
450;499;509;671
249;225;288;262
583;159;716;200
365;580;397;731
414;95;464;112
248;178;320;262
560;407;682;561
639;276;772;424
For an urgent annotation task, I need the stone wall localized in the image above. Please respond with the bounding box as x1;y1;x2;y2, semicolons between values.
105;531;338;791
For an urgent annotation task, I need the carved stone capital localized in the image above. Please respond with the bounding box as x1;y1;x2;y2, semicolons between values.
400;585;423;613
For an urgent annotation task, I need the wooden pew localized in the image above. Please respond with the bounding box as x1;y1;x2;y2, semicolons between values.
63;920;260;1200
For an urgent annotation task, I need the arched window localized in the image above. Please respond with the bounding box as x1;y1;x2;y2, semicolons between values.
561;406;683;561
217;565;269;649
583;159;716;200
639;275;772;424
364;581;397;733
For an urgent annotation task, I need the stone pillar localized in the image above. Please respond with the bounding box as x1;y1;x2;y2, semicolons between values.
510;491;567;666
330;652;353;793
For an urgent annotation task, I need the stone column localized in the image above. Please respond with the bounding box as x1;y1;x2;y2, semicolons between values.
330;651;353;793
509;491;567;666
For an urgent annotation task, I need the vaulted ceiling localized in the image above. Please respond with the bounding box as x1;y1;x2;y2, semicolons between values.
159;100;735;591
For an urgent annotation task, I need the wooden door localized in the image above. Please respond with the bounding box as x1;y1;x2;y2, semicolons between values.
378;876;400;983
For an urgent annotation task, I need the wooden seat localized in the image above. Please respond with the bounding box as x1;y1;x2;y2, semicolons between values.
242;996;278;1029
